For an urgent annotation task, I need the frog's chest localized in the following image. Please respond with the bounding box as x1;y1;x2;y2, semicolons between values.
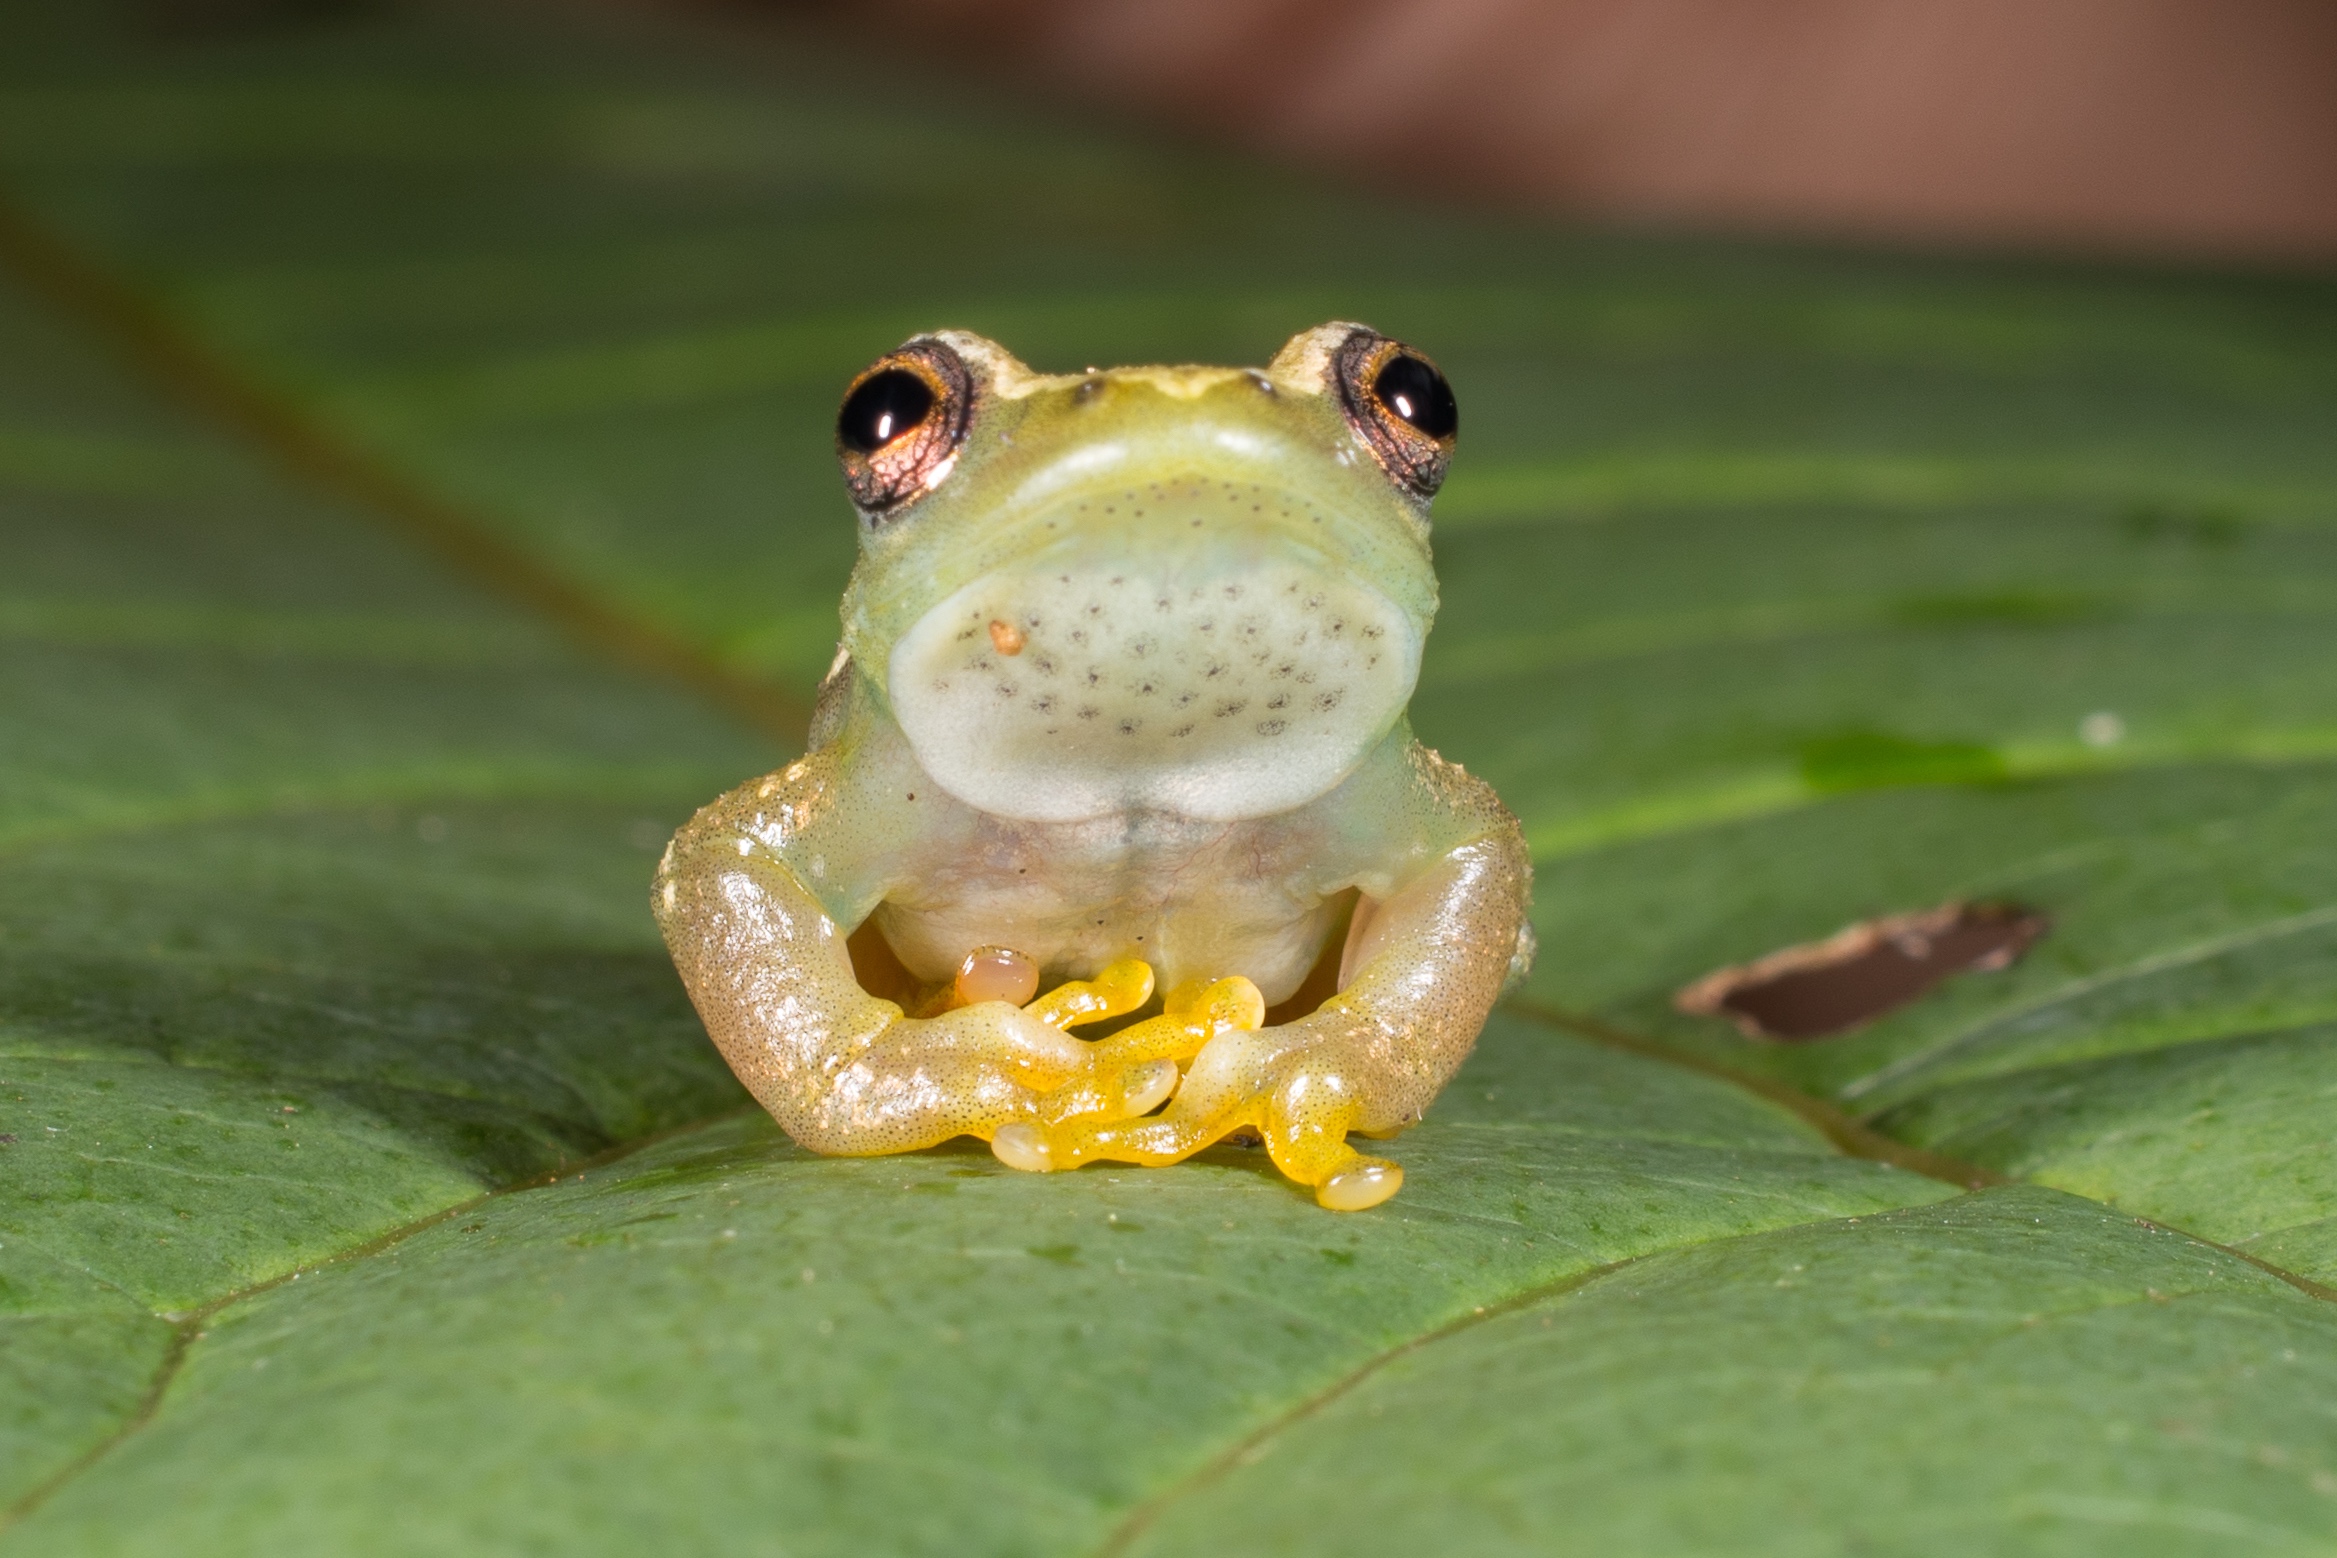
872;805;1341;1003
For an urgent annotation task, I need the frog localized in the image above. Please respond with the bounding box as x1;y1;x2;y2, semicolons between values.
653;323;1533;1211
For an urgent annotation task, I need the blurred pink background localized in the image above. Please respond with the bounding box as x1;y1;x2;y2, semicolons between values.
826;0;2337;260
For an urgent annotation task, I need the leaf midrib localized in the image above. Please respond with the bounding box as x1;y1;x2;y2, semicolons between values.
0;1101;759;1536
0;192;808;744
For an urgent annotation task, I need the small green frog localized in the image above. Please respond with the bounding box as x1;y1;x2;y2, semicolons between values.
655;324;1532;1210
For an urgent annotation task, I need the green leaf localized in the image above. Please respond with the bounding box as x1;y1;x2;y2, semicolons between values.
1873;1026;2337;1253
1798;729;2009;792
1;1019;1950;1555
1;2;2334;1551
0;190;769;1508
1533;762;2337;1280
1123;1189;2337;1557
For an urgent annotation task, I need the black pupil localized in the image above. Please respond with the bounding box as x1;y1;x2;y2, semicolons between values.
839;368;935;454
1371;354;1457;439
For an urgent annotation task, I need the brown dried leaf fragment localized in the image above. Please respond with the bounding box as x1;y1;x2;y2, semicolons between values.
1676;902;2047;1042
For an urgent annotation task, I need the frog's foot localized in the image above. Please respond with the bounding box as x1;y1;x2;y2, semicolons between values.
994;985;1401;1210
1087;974;1267;1077
1005;1109;1401;1211
991;973;1264;1171
779;954;1170;1160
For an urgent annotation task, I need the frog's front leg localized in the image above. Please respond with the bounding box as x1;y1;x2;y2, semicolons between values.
994;783;1531;1211
654;771;1167;1156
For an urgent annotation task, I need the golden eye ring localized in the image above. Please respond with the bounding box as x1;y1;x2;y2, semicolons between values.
1331;328;1458;499
836;337;974;519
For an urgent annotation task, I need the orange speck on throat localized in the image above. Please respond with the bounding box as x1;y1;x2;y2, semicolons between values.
988;619;1026;655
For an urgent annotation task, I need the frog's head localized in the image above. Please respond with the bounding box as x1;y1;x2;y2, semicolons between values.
833;323;1453;823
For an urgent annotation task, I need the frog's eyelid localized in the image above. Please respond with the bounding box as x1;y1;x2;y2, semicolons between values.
926;328;1044;400
1265;321;1366;391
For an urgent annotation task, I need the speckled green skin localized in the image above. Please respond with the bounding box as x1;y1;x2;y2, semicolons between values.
654;325;1532;1207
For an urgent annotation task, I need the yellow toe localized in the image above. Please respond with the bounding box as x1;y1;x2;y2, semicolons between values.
991;1122;1055;1172
1317;1158;1403;1211
1122;1058;1180;1117
1027;958;1156;1031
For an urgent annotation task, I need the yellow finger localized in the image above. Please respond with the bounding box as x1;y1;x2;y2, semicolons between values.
1025;958;1155;1031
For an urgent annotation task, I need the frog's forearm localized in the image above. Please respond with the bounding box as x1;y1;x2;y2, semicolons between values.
1315;741;1536;1118
654;780;1094;1155
1318;825;1533;1124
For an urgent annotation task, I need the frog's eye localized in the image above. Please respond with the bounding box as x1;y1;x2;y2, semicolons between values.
836;339;973;519
1372;353;1458;440
839;370;931;454
1332;328;1457;499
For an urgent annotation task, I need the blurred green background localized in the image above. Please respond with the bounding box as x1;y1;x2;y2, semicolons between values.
3;3;2336;1554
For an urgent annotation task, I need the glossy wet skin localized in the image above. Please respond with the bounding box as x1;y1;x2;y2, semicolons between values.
655;323;1531;1211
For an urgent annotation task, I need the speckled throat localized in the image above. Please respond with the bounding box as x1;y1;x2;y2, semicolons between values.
889;517;1420;823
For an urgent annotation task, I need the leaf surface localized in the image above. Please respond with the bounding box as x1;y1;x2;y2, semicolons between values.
1;3;2334;1552
1127;1189;2337;1558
